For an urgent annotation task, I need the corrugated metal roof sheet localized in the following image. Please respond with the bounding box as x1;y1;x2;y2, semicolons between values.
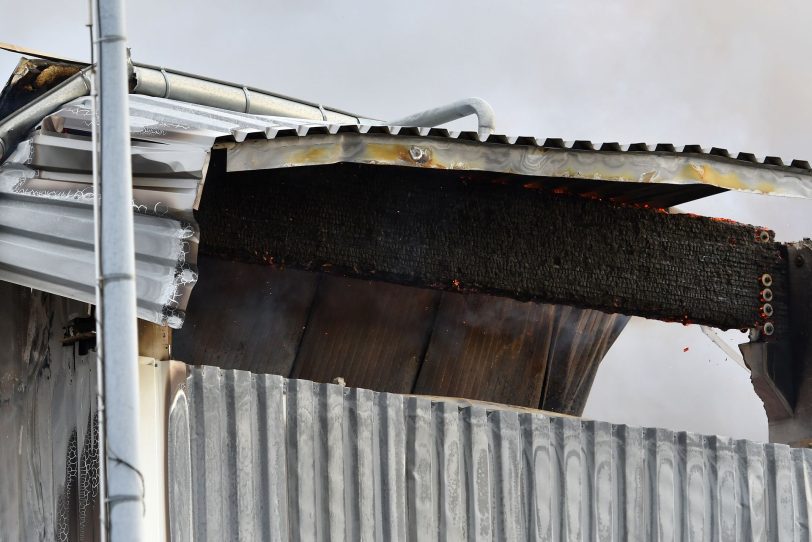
0;140;200;327
0;96;210;327
2;93;810;327
169;366;812;541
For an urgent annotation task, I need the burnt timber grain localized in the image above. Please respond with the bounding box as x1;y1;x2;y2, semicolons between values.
173;255;319;374
170;259;627;414
412;293;628;414
537;305;630;414
197;161;787;331
413;293;557;408
291;276;440;393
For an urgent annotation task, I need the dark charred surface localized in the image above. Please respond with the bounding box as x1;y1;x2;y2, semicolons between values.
173;256;319;374
413;293;628;414
743;240;812;443
291;275;440;393
175;256;626;414
538;305;630;413
197;160;787;332
0;58;82;121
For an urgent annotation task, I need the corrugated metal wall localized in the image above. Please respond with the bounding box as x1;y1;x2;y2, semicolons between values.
169;366;812;541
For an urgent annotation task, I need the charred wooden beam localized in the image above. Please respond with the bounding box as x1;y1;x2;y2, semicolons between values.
197;159;787;333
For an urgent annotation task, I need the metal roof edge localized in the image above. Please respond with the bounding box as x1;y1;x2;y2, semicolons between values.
0;47;810;188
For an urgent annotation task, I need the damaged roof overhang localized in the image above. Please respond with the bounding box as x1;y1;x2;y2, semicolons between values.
1;57;811;328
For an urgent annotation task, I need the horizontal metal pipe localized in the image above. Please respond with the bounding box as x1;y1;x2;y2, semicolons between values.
390;97;496;140
0;68;92;160
0;62;372;161
131;65;362;124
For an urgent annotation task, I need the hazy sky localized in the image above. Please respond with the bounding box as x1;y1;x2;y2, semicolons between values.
3;0;811;441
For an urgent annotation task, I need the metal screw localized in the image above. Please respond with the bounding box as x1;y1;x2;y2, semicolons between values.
409;145;429;163
762;303;774;317
760;273;773;287
796;254;805;268
760;288;773;302
758;230;771;242
763;322;775;336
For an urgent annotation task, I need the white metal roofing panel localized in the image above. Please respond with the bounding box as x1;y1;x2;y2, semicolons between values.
0;96;208;327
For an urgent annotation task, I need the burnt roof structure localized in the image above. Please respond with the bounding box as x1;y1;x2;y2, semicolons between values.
1;48;811;539
0;50;810;418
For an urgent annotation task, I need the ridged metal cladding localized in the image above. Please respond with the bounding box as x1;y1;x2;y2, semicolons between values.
169;366;812;541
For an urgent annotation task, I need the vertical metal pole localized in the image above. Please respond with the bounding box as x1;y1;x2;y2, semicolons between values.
92;0;144;539
88;6;108;541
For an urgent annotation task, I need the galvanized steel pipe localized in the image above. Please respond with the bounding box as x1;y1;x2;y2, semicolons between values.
0;62;368;162
93;0;144;539
131;65;362;123
390;97;496;140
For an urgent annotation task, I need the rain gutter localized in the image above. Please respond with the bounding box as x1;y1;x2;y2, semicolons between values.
130;63;368;124
0;60;374;161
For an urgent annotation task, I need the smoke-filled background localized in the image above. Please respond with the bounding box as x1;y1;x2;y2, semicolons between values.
2;0;811;441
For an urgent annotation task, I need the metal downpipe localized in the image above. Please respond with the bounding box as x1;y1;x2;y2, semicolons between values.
93;0;144;539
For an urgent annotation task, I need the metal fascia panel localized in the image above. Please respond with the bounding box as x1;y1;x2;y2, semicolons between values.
224;134;812;200
169;366;812;541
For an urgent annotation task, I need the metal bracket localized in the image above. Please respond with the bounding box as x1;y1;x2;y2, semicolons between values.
740;340;794;419
741;240;812;444
63;315;97;356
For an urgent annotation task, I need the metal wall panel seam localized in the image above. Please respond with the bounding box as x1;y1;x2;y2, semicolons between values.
323;382;345;542
407;396;435;542
167;387;193;542
258;373;290;542
790;448;811;540
379;391;407;542
355;387;377;542
463;406;491;542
